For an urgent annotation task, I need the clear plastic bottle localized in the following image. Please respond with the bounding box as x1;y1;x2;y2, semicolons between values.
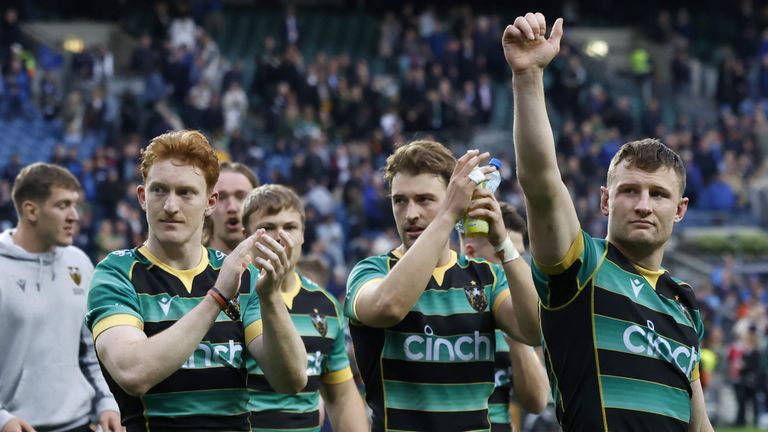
463;158;502;237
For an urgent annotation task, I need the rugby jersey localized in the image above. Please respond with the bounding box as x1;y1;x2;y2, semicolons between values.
345;250;510;431
533;231;704;431
489;330;512;432
247;272;352;432
86;245;262;431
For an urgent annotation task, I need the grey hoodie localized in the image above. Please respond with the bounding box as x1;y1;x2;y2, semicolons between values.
0;229;119;431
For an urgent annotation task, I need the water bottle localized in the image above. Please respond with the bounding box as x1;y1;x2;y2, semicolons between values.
463;158;502;237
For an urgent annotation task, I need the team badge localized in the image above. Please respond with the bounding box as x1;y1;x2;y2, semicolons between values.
311;308;327;337
674;295;694;324
68;266;82;286
464;281;487;312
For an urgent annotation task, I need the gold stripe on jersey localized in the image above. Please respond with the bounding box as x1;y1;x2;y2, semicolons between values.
138;245;209;293
92;313;144;340
321;366;353;384
534;232;584;275
492;289;510;314
245;320;263;344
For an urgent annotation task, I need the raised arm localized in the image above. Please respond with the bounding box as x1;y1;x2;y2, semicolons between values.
247;231;308;394
504;14;581;264
353;151;491;327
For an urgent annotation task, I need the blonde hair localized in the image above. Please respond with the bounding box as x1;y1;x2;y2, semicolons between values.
242;184;305;235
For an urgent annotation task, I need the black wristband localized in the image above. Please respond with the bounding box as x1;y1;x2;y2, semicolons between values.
210;286;241;321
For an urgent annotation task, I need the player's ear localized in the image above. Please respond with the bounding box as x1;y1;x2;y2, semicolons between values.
205;190;218;216
22;200;39;222
464;243;476;258
137;184;147;211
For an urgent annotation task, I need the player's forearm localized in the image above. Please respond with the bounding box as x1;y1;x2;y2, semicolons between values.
503;257;541;345
322;380;368;432
688;379;714;432
512;71;562;200
509;340;549;413
97;296;221;396
512;71;581;264
256;293;308;394
365;212;455;324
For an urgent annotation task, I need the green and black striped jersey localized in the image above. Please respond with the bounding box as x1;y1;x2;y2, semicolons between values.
533;231;704;431
247;272;352;432
489;330;512;432
86;245;262;431
345;250;510;432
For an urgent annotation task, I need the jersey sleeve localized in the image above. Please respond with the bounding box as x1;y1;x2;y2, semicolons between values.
690;302;705;382
242;264;263;344
85;251;144;340
530;230;606;309
321;297;353;385
344;255;389;323
489;262;511;315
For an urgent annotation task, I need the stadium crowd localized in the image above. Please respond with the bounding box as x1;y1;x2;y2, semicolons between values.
1;0;768;428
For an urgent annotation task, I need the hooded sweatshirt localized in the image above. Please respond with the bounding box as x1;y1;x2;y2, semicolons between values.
0;229;118;431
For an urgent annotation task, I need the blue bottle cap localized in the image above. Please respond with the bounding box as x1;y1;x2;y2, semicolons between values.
489;158;502;170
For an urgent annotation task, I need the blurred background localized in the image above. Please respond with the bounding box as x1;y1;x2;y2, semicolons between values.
0;0;767;429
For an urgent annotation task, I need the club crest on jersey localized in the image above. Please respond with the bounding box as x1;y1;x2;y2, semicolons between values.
674;295;694;324
68;266;82;285
464;281;487;312
311;308;327;337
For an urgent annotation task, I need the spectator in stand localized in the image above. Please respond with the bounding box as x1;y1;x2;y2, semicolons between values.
281;4;300;49
700;172;738;211
728;323;765;427
129;34;159;76
169;4;196;51
221;81;248;135
0;8;22;65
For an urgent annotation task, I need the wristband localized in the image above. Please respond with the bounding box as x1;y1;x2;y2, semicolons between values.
494;237;521;264
208;287;241;321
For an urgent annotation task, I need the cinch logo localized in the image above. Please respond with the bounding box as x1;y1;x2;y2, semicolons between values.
404;325;492;361
622;320;697;376
182;340;243;369
495;367;511;387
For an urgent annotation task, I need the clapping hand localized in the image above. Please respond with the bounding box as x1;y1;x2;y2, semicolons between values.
252;230;295;299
